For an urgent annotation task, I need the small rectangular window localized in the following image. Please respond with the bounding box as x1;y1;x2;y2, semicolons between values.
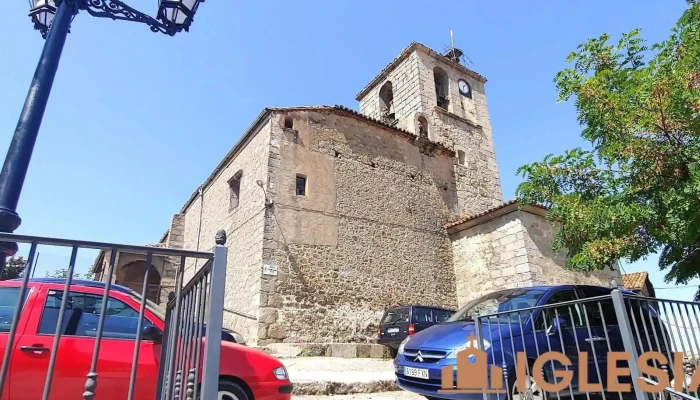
457;150;466;166
284;115;294;129
229;172;242;210
295;175;307;196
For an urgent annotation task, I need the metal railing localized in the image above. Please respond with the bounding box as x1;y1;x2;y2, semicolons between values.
468;289;699;400
0;231;228;400
622;294;699;400
157;240;227;400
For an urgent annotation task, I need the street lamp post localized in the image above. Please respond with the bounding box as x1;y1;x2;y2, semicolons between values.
0;0;206;273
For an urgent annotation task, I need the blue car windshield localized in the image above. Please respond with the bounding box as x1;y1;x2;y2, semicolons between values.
447;288;547;323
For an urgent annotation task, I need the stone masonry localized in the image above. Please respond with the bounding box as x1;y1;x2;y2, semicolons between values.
356;43;502;217
258;109;458;344
149;42;622;346
448;201;622;305
175;115;273;341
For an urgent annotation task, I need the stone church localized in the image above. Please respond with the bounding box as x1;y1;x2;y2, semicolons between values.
94;42;620;345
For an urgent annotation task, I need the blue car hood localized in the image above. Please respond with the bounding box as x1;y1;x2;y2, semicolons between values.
405;320;520;351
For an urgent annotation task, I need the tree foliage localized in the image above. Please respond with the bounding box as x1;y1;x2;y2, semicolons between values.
45;268;81;280
1;256;28;280
516;1;700;300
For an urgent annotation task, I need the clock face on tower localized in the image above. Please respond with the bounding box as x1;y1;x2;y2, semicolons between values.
458;79;472;98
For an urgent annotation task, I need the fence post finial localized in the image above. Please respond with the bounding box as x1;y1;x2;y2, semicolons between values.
215;230;227;245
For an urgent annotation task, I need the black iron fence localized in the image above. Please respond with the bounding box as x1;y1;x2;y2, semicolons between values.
623;295;699;400
157;243;227;400
471;289;699;400
0;231;227;400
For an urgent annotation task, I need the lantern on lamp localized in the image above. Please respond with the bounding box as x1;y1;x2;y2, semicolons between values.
29;0;57;32
157;0;203;31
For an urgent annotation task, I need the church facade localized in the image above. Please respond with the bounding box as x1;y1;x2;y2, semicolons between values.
144;42;620;345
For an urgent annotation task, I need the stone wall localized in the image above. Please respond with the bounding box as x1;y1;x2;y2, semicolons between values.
357;52;422;131
451;212;527;305
413;51;502;216
519;211;621;287
449;207;622;307
258;110;458;344
95;250;175;305
357;46;502;217
179;119;272;343
166;214;185;249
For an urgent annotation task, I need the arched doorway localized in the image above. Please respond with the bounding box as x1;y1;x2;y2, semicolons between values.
116;260;162;303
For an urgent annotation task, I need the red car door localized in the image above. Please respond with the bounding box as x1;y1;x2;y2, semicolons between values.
0;282;38;400
11;284;162;400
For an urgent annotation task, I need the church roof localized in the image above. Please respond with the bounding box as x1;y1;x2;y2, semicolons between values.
156;104;457;244
621;271;650;291
355;42;488;101
445;199;550;230
92;242;170;275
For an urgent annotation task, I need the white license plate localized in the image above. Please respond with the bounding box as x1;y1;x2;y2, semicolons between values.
387;328;399;333
403;366;429;379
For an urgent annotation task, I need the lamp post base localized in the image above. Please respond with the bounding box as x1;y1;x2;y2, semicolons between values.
0;0;78;274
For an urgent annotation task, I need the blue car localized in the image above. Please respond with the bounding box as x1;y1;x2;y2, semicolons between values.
394;285;671;400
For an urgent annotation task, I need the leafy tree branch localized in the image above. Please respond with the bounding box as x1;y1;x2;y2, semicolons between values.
0;256;27;281
517;0;700;300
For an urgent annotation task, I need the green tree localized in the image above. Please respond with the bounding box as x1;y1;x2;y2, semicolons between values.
45;268;81;280
83;265;95;281
516;1;700;301
1;256;28;280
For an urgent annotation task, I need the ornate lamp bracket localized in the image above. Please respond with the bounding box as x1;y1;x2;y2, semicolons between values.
77;0;180;35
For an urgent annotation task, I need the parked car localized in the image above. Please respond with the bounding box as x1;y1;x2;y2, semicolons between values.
0;278;292;400
394;285;672;400
378;304;454;358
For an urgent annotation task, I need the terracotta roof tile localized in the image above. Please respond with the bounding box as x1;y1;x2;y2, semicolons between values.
622;272;649;290
445;199;517;228
444;199;549;229
355;42;488;100
327;106;454;156
267;105;455;157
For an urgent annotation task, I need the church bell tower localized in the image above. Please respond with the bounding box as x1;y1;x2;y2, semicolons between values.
355;42;503;217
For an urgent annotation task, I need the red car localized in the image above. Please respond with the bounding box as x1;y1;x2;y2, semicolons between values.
0;278;293;400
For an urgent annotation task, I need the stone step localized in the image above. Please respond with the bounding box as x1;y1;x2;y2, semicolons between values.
292;380;399;396
283;357;398;395
258;343;391;359
294;390;421;400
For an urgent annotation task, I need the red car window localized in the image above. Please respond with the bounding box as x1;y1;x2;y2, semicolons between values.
37;289;155;340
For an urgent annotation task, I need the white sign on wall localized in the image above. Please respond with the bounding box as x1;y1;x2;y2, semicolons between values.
262;263;278;276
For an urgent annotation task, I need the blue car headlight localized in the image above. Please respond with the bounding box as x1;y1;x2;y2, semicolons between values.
398;336;411;355
446;338;491;359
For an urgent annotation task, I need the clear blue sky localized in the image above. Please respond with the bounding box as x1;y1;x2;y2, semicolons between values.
0;1;697;299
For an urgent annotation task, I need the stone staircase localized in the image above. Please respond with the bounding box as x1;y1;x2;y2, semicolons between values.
282;357;398;395
258;342;391;359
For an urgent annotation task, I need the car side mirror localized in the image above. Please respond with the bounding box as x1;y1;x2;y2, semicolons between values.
142;325;163;344
547;317;567;336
